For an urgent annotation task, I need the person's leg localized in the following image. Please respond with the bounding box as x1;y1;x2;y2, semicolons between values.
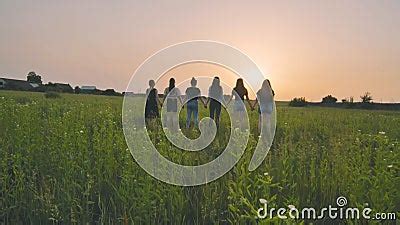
166;112;172;129
186;105;192;128
209;101;215;126
172;112;178;131
240;110;246;130
193;104;199;127
215;102;221;129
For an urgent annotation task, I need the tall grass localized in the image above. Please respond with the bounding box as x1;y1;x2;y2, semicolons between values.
0;91;398;224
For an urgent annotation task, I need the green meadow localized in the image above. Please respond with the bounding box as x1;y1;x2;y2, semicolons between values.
0;91;399;224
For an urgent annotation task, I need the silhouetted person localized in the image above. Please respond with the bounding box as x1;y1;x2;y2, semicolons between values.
163;78;182;131
227;78;252;129
185;77;204;128
205;77;224;129
252;79;275;133
145;80;161;121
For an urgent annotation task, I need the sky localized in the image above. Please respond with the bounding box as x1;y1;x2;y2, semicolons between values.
0;0;399;102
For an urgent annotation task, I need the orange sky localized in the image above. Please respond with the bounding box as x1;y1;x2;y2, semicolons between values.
0;1;399;102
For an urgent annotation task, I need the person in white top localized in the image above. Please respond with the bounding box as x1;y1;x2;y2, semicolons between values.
252;79;275;133
163;78;183;131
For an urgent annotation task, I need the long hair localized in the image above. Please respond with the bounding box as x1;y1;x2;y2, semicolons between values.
190;77;197;87
211;76;220;87
210;76;221;91
262;79;275;96
234;78;246;94
168;78;175;92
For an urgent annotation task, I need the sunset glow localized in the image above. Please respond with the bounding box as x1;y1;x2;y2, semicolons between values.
1;1;399;101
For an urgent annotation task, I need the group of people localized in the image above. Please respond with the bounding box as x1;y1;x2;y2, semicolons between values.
144;76;275;132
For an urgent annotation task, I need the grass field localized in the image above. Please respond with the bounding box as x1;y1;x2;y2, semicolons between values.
0;90;399;224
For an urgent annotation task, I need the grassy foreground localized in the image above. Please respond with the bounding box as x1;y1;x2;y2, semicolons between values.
0;91;399;224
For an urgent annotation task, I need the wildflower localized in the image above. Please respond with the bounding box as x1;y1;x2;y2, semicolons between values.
288;205;296;209
357;129;361;132
263;172;269;176
79;130;84;134
387;165;393;168
379;131;386;135
259;198;267;204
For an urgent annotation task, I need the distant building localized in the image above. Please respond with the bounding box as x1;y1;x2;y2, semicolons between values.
122;91;135;96
80;86;97;94
0;78;38;91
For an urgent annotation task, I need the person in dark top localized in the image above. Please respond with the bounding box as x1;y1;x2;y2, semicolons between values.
145;80;161;120
227;78;252;129
227;78;252;111
204;77;224;129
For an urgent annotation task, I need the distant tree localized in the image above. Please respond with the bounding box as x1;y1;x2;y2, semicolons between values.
360;92;373;103
322;95;337;104
102;89;122;96
74;86;81;94
289;97;307;107
27;71;42;84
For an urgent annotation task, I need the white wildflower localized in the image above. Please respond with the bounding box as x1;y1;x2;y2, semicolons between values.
379;131;386;135
387;165;393;168
259;198;267;204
